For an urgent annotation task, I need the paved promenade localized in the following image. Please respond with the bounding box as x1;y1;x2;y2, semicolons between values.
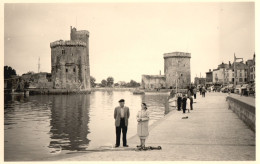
50;92;255;161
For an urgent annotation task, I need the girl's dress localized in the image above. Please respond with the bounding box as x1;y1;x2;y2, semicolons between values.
136;110;149;139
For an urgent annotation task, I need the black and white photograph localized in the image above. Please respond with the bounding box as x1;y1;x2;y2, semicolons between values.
2;1;257;162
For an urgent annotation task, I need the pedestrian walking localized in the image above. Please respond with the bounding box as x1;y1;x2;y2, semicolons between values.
202;87;206;97
114;99;130;147
199;86;202;95
136;103;149;149
182;94;187;113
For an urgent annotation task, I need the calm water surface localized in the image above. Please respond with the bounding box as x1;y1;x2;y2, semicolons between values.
4;91;170;161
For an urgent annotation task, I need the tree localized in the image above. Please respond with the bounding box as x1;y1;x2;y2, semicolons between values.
126;80;141;87
129;80;140;87
90;76;96;88
101;79;107;87
4;66;17;79
106;76;114;87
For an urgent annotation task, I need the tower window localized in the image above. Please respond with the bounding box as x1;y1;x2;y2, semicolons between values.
73;68;76;72
62;50;65;54
66;69;68;72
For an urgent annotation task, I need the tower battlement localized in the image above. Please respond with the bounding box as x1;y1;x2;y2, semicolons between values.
163;52;191;59
50;40;87;48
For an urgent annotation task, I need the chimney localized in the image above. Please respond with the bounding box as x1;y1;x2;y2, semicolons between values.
159;70;161;75
209;69;211;72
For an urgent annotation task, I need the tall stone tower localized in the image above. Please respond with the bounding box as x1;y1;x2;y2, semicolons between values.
50;27;91;91
164;52;191;89
70;26;91;89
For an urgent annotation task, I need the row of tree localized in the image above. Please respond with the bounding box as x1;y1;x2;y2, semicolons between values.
90;76;140;88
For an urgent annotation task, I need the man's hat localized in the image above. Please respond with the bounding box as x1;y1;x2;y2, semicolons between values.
119;99;125;102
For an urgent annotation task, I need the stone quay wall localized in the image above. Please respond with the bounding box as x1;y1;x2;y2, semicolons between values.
226;96;255;132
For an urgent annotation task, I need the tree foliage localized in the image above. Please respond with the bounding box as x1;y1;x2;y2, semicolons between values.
106;76;114;87
4;66;17;79
101;79;107;87
90;76;96;87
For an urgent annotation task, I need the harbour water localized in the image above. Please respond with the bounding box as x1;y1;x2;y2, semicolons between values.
4;90;170;161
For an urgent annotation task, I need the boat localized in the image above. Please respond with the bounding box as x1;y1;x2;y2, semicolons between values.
132;89;145;95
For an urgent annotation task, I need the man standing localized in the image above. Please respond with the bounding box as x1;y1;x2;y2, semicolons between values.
114;99;130;147
176;92;182;111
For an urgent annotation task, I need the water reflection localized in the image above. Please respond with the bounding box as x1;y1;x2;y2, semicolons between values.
49;95;90;151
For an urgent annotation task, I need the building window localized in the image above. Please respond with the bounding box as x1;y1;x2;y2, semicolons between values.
62;49;65;54
73;68;76;72
66;68;68;72
239;78;242;82
245;78;247;82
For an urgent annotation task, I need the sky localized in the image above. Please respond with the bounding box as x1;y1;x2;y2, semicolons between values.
4;2;255;83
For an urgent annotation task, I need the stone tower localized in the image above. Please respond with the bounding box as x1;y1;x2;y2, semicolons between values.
50;27;91;91
164;52;191;89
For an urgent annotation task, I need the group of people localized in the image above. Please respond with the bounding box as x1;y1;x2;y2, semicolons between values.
114;99;149;149
175;88;194;114
113;86;207;149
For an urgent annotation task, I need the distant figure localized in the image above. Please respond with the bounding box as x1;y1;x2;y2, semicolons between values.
182;94;187;113
176;92;183;111
202;87;206;97
193;87;197;99
186;97;190;113
189;96;194;110
187;88;194;110
114;99;130;147
136;103;149;149
199;86;202;95
170;89;176;98
187;88;192;98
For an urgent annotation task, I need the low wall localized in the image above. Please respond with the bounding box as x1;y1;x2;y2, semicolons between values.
226;96;255;132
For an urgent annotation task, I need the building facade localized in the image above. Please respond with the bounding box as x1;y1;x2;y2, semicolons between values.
205;69;213;87
194;77;206;86
141;75;166;89
50;27;91;90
